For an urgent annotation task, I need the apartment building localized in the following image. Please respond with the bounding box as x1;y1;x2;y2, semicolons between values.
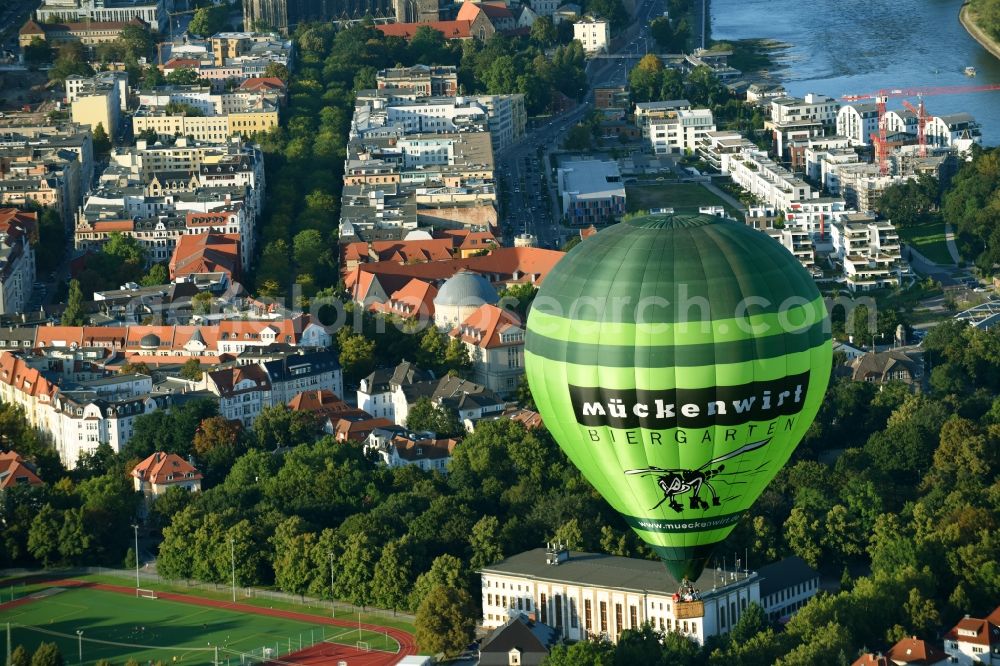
206;350;343;426
770;94;839;126
556;160;626;225
0;351;169;466
830;213;906;291
0;209;37;316
34;0;164;31
573;17;609;54
67;74;125;135
836;102;880;146
721;150;812;211
648;108;716;155
376;65;459;97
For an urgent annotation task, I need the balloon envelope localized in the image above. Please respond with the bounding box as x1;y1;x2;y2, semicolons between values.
525;213;832;581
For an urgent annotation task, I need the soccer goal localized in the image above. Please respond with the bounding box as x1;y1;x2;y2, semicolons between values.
136;588;158;599
356;641;370;652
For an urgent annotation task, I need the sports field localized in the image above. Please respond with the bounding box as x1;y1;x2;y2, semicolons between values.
0;583;400;666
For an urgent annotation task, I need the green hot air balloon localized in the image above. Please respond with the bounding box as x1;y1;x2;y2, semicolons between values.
525;212;831;582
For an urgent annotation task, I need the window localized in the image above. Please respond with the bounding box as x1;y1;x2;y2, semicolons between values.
584;600;592;634
570;598;578;629
629;605;637;629
599;601;607;634
540;593;547;624
615;604;623;637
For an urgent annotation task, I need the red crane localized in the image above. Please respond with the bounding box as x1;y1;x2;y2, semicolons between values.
841;83;1000;175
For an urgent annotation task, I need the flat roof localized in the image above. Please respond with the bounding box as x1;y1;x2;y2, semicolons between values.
480;548;753;598
559;160;624;198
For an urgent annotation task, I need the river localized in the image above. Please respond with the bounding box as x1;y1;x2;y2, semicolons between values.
710;0;1000;144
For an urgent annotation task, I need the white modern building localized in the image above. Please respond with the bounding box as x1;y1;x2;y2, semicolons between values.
556;160;626;225
770;94;840;127
573;17;609;54
479;546;819;645
830;214;906;291
35;0;166;31
925;113;982;153
648;108;716;155
721;150;812;211
837;103;880;146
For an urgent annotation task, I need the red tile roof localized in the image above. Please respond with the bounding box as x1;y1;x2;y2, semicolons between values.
851;656;892;666
132;452;202;485
334;416;393;442
288;390;348;413
0;208;38;242
450;303;522;349
346;247;563;302
169;233;241;280
239;77;286;92
163;58;202;70
371;278;438;320
342;239;454;268
392;436;459;461
0;451;43;489
458;1;513;20
376;20;473;40
945;617;1000;648
885;637;948;664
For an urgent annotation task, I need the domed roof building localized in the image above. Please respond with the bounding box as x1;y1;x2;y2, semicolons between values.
139;333;161;350
433;270;498;330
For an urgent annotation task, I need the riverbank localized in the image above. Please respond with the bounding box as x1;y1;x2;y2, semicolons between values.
960;1;1000;61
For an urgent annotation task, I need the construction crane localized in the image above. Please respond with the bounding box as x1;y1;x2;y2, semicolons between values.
842;83;1000;175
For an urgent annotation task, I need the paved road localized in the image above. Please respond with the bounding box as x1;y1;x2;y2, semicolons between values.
496;0;665;248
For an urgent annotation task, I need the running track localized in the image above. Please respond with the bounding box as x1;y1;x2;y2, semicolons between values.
0;579;416;666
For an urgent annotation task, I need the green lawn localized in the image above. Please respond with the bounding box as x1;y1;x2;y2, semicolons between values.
0;586;396;665
77;573;416;635
625;183;740;217
897;219;955;265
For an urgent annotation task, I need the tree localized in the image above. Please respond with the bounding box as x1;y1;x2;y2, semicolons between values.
530;17;557;46
123;546;137;570
270;517;316;596
543;639;616;665
414;585;476;657
92;123;112;155
140;263;169;287
338;333;375;386
187;5;226;37
62;279;85;325
443;338;471;376
192;416;245;482
27;504;61;566
24;37;51;65
406;397;463;437
469;515;504;569
628;54;665;103
370;538;413;611
408;554;466;611
730;602;768;643
334;531;375;608
9;646;30;666
264;62;289;81
29;643;63;666
252;405;320;450
179;358;203;381
165;68;203;85
57;507;90;563
117;24;153;61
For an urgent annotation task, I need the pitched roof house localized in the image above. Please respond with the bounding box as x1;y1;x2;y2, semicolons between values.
132;452;202;497
479;614;558;666
0;451;43;490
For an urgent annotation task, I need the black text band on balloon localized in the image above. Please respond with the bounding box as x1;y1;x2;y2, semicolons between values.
567;371;810;430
